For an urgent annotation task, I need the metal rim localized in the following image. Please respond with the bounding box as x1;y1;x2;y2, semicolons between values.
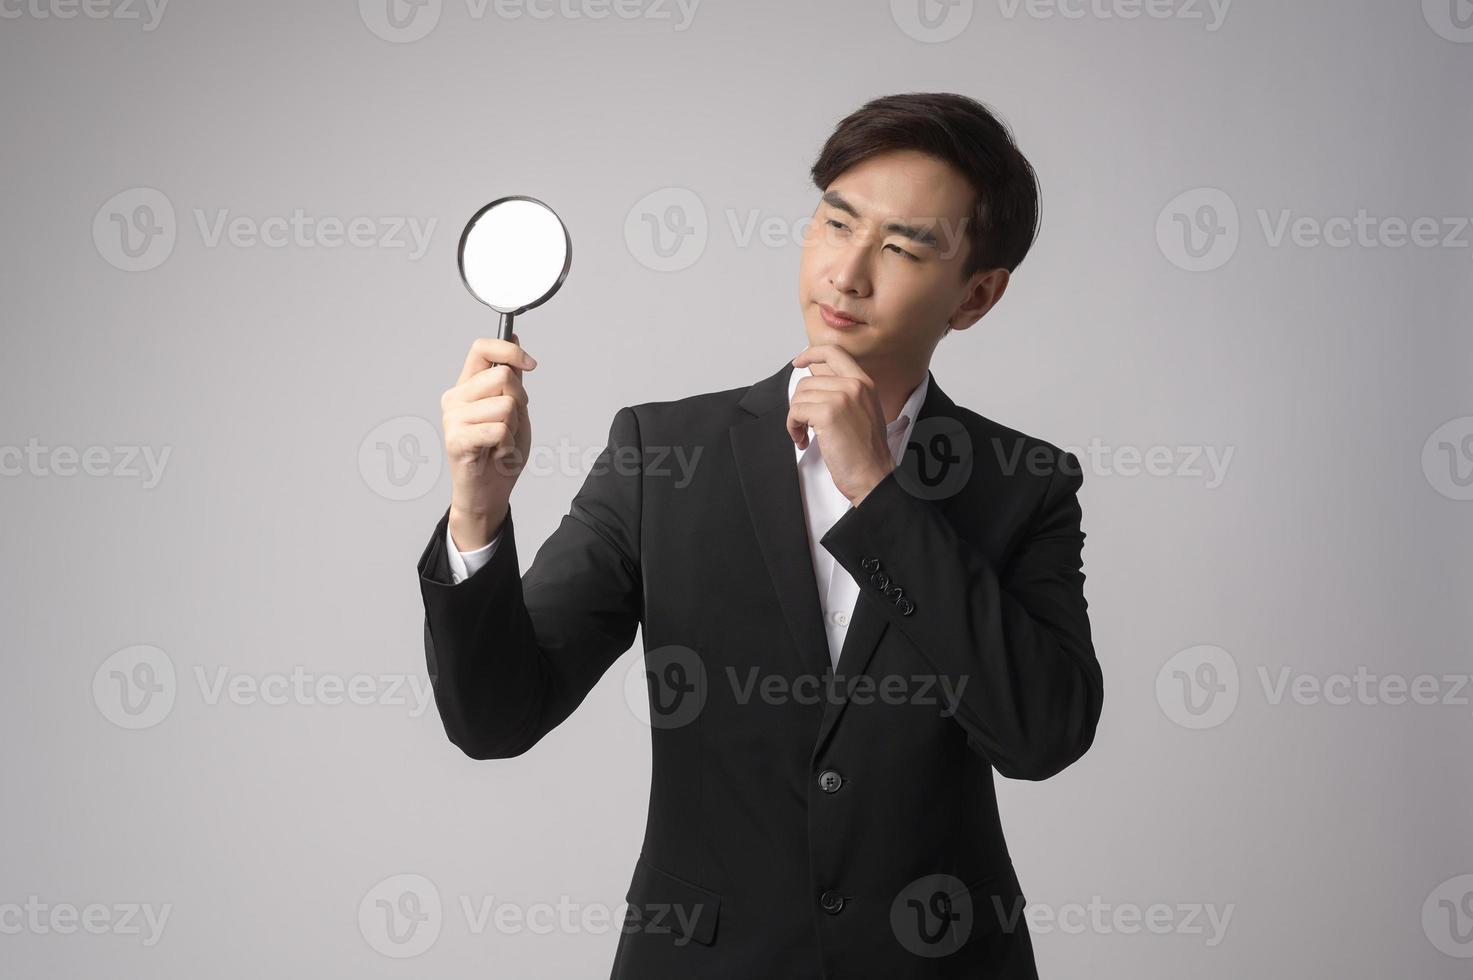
456;194;572;315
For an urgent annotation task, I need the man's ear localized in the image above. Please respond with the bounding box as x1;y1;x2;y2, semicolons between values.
948;267;1009;333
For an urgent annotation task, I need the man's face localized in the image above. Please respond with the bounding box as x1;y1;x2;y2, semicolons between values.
797;148;996;371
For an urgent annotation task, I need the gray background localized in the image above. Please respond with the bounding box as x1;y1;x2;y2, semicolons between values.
2;0;1470;975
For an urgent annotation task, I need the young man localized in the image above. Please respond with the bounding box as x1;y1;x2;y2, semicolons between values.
419;92;1103;978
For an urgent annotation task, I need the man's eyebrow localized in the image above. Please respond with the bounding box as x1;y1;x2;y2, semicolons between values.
821;191;940;248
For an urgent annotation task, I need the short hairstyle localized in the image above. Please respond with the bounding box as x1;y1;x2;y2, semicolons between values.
809;92;1042;279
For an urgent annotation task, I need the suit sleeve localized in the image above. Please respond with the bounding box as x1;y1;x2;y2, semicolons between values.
416;406;644;759
820;449;1102;781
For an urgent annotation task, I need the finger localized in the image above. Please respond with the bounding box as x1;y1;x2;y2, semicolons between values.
786;399;833;447
791;344;866;379
458;337;538;385
787;410;809;448
447;420;511;458
446;393;521;427
786;399;807;446
787;394;839;427
802;354;839;378
783;389;842;409
792;375;864;397
795;377;881;427
457;363;530;407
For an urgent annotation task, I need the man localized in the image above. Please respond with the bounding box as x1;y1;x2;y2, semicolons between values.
417;92;1103;978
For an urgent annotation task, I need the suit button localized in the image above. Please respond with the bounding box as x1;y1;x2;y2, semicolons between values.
819;890;845;914
861;557;880;572
896;597;915;616
870;570;890;590
884;585;904;603
818;769;843;793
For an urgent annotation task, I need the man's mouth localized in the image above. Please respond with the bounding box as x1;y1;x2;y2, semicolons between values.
818;303;864;328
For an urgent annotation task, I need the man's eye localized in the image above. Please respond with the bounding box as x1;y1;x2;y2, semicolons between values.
823;220;917;261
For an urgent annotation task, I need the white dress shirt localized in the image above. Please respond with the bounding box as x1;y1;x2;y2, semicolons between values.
789;366;929;670
446;366;930;671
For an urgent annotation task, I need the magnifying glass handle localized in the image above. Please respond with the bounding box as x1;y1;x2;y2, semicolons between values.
489;311;519;370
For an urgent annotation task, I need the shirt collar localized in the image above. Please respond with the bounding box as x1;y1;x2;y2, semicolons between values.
788;363;930;465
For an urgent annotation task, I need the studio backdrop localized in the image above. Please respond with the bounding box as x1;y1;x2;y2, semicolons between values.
1;0;1469;977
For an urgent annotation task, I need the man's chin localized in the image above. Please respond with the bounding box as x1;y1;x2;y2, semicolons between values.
804;336;858;360
805;318;871;352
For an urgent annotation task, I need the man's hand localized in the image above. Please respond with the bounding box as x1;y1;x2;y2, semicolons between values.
442;334;538;551
788;345;894;505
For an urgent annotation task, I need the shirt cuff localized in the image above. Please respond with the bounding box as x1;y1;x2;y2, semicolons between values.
446;524;501;584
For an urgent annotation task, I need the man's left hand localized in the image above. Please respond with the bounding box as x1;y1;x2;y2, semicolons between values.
788;345;894;506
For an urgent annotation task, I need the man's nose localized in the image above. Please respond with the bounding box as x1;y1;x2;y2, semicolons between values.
829;243;873;295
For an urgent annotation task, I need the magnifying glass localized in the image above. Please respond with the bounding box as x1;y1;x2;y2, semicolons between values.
457;195;572;349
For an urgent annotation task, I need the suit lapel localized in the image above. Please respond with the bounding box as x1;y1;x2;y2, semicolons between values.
730;362;833;681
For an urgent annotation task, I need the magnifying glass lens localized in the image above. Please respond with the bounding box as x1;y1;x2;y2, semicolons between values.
459;198;570;313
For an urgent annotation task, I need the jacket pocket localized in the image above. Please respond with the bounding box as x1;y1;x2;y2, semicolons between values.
950;864;1027;936
623;854;723;947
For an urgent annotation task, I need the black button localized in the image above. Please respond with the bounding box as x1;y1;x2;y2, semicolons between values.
884;585;904;603
870;570;890;590
818;769;843;793
896;597;915;616
819;890;845;914
861;557;880;572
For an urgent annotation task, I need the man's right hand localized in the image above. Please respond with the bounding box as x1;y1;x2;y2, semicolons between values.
442;334;538;551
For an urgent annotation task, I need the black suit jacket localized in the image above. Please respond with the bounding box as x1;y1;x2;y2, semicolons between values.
416;360;1103;979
